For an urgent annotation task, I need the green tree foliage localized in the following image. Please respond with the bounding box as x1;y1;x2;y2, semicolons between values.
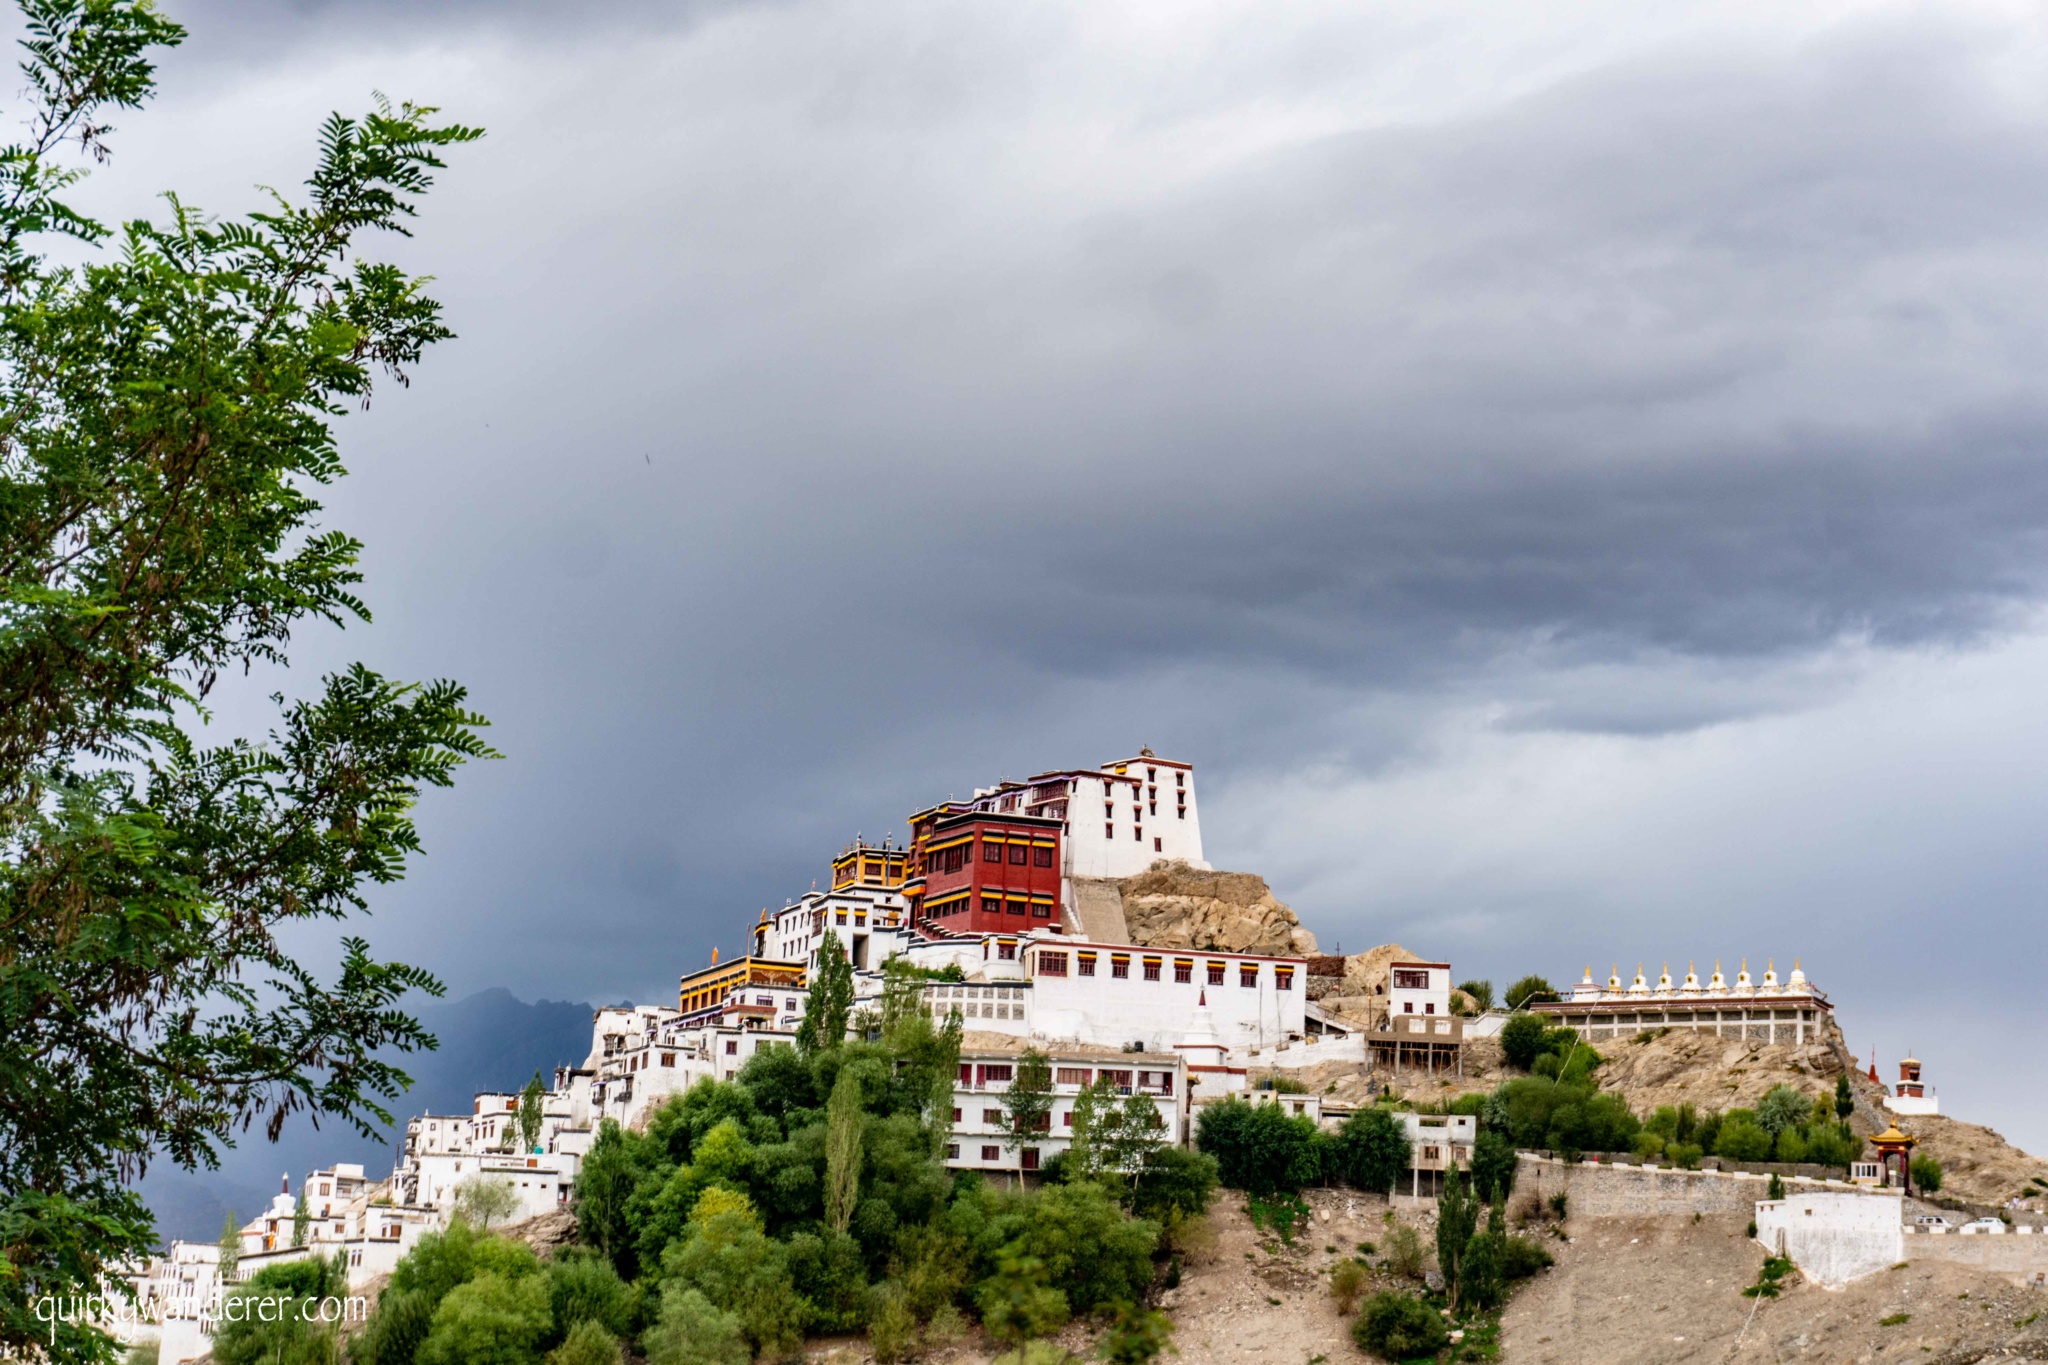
293;1187;311;1248
544;1320;622;1365
1499;1013;1548;1070
657;1202;806;1359
1001;1048;1055;1152
824;1065;865;1233
1127;1147;1219;1220
1195;1097;1322;1196
544;1249;634;1343
1487;1077;1639;1156
1333;1106;1411;1194
518;1072;546;1154
1910;1155;1943;1193
214;1253;349;1365
1005;1182;1158;1316
1352;1292;1449;1361
1504;975;1559;1009
1098;1302;1174;1365
572;1121;650;1277
1435;1163;1479;1310
219;1211;241;1286
1471;1128;1518;1202
1456;979;1495;1012
643;1285;748;1365
0;4;491;1354
415;1271;550;1365
1714;1111;1772;1162
976;1248;1068;1348
1756;1085;1810;1140
454;1175;520;1229
798;931;855;1053
1835;1073;1855;1121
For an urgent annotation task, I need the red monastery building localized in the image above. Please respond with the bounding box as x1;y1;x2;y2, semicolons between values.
912;810;1062;935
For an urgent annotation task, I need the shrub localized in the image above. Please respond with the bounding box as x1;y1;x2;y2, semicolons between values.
1743;1256;1793;1299
1498;1234;1554;1280
1329;1259;1368;1315
976;1249;1068;1348
546;1321;623;1365
1352;1292;1449;1361
1911;1156;1944;1193
1632;1133;1666;1162
1098;1302;1175;1365
866;1287;918;1364
546;1250;634;1342
1457;980;1495;1012
1774;1129;1808;1164
1382;1224;1427;1280
1503;976;1558;1009
1767;1173;1786;1201
1667;1143;1704;1170
643;1285;749;1365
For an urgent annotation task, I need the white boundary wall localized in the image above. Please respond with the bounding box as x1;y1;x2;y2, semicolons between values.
1755;1190;1903;1287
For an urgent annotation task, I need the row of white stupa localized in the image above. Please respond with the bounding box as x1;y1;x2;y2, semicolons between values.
1558;957;1818;1002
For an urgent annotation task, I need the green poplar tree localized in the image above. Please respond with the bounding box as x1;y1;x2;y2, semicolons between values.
0;3;488;1356
798;931;855;1053
217;1211;240;1286
1834;1073;1855;1121
291;1188;310;1248
823;1066;864;1233
517;1071;546;1153
1435;1162;1477;1310
1000;1048;1054;1153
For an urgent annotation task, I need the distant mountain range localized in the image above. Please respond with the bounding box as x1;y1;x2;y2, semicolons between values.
136;987;597;1246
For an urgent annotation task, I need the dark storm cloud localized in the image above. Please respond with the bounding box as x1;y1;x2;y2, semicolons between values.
82;2;2048;1154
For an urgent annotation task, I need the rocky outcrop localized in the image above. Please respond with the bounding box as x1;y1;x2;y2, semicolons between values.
1114;861;1319;956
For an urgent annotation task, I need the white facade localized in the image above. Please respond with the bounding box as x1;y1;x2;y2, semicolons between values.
574;1000;801;1132
941;1033;1186;1175
1756;1190;1904;1287
949;751;1208;897
756;885;908;974
906;933;1308;1055
1387;962;1453;1022
1537;958;1831;1045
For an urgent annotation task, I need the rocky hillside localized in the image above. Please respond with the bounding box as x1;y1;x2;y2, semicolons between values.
1109;862;1320;956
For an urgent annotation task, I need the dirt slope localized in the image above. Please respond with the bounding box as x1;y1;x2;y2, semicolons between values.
1501;1212;2048;1365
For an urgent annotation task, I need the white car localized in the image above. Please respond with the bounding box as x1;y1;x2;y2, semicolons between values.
1962;1217;2005;1233
1914;1215;1951;1229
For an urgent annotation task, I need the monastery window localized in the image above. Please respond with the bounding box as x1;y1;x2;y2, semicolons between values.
981;1063;1013;1084
1208;962;1226;985
1149;800;1156;815
983;1108;1004;1125
1276;968;1294;991
1032;903;1052;918
1176;772;1184;786
981;1145;1000;1162
998;942;1016;960
1007;899;1027;916
1134;826;1143;841
836;910;848;924
1078;953;1097;977
1100;1069;1133;1092
946;1143;960;1159
1240;966;1258;988
1038;952;1068;976
983;840;1002;863
958;1063;973;1084
1174;960;1193;984
1111;957;1130;979
1056;1067;1090;1086
1154;837;1163;852
725;1040;738;1055
660;1053;674;1067
1105;823;1115;839
1393;968;1430;990
950;1107;962;1123
980;895;1001;915
1009;843;1027;865
1021;1148;1040;1171
1425;1002;1435;1015
1404;1001;1414;1013
1177;807;1185;820
1062;1111;1073;1126
1142;958;1162;981
1034;845;1054;868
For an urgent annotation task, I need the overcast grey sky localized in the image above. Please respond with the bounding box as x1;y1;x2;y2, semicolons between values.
55;0;2048;1150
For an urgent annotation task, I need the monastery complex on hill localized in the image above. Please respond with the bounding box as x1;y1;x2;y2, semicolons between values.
119;749;1954;1363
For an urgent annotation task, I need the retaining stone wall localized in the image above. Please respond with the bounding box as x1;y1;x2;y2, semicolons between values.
1515;1153;1879;1219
